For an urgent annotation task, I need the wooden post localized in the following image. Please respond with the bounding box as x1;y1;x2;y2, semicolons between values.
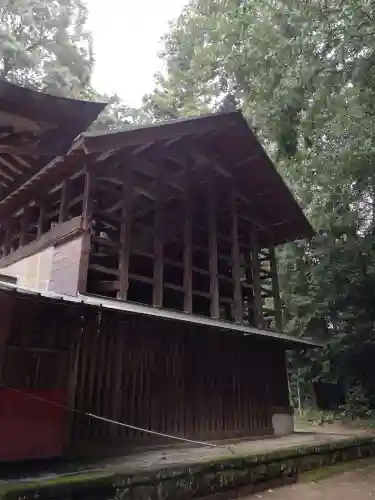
118;164;132;300
269;244;283;331
207;172;219;319
82;168;94;231
250;229;264;328
77;168;94;294
64;308;82;448
19;208;29;246
153;167;164;307
4;225;11;255
0;294;13;382
37;201;45;239
230;183;243;323
59;179;70;223
183;165;193;313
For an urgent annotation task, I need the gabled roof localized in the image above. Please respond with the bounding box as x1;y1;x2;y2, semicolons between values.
0;109;314;246
0;80;105;201
77;110;315;245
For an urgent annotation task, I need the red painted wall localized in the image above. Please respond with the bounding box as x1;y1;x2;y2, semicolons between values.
0;388;66;461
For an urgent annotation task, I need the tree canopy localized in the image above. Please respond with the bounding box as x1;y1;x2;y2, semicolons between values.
0;0;93;97
0;0;145;130
146;0;375;411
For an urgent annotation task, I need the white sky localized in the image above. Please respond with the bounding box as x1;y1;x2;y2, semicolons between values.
86;0;187;108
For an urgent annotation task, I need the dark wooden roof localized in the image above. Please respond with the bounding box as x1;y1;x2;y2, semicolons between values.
78;111;314;245
0;110;314;246
0;80;105;201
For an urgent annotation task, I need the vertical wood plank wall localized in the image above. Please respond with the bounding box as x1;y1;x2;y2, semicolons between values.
71;313;289;446
0;291;290;454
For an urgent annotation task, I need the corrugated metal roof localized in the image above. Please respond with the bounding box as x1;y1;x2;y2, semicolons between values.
0;280;322;348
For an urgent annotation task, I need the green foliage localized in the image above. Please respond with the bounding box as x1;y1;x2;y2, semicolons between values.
340;385;372;420
0;0;144;130
0;0;93;97
149;0;375;413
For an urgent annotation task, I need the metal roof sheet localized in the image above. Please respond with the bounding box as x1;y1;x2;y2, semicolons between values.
0;279;322;349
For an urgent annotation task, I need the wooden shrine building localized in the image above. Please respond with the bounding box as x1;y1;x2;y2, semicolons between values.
0;82;318;461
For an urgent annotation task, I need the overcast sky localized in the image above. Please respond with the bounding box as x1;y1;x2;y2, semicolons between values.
86;0;187;107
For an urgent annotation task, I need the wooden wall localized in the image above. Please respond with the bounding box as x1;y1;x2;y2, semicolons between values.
1;246;54;290
0;290;290;456
71;314;290;447
48;235;85;296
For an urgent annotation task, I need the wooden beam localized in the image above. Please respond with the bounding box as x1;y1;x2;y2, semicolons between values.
3;226;11;256
81;111;240;153
0;293;14;382
19;208;29;246
0;165;14;182
77;168;94;294
152;166;164;307
207;173;219;319
0;156;22;175
118;164;133;300
183;164;193;313
231;184;243;323
269;244;283;331
0;216;83;269
58;179;70;223
250;229;264;328
36;199;47;239
82;168;94;232
90;263;119;276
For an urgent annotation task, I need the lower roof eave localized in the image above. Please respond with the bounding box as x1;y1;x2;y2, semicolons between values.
0;280;321;349
78;293;322;349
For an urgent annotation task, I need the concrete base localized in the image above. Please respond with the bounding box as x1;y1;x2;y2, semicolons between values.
272;413;294;436
3;434;375;499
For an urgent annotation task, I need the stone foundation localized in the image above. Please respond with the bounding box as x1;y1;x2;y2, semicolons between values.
3;436;375;500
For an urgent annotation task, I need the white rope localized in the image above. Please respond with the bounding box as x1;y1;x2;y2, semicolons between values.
0;384;218;449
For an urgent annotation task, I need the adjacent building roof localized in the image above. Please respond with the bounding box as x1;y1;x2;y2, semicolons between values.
0;80;105;202
0;279;322;349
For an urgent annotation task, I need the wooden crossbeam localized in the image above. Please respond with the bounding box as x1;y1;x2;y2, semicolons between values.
0;156;22;175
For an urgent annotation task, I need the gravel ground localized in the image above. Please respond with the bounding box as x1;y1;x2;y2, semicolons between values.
246;464;375;500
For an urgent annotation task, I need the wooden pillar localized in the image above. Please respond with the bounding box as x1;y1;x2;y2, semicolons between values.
0;293;13;382
4;225;11;255
64;308;82;448
207;172;219;319
77;168;94;294
59;179;70;223
153;167;164;307
183;165;193;313
250;229;264;328
269;244;283;331
230;183;243;323
37;201;45;239
118;165;132;300
19;208;29;246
